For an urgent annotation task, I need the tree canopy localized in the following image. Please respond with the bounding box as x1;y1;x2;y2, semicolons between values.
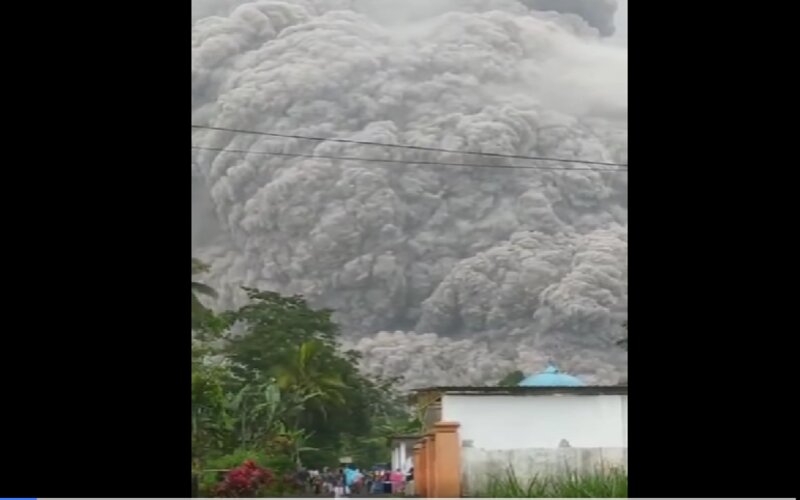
191;258;416;493
497;370;526;386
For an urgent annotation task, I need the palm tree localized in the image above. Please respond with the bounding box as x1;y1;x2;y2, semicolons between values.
192;258;222;338
274;341;348;413
228;380;321;449
192;258;218;302
192;258;218;321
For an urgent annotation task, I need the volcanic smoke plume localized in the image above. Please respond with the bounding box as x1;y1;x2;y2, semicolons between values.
192;0;627;389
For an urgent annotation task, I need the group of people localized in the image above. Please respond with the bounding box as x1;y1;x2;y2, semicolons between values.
365;467;412;496
297;464;414;497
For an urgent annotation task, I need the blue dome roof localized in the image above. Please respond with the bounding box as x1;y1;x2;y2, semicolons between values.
518;364;586;387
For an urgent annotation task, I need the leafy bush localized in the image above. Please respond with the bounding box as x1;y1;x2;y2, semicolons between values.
263;454;295;477
213;460;274;497
200;450;303;497
199;450;267;495
206;449;271;470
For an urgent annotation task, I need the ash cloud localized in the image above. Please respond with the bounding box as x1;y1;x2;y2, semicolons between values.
521;0;618;37
192;0;628;387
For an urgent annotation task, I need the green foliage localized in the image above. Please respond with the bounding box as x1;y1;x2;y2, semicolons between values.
338;432;388;466
191;279;411;487
191;358;233;469
199;449;271;495
333;411;421;468
221;288;339;375
206;448;271;470
473;467;628;498
274;340;348;409
497;370;526;386
271;422;319;466
226;380;309;450
220;288;402;455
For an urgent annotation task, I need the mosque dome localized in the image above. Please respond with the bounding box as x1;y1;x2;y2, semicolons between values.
518;363;586;387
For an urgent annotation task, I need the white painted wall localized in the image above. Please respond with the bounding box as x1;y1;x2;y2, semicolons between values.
391;441;415;473
391;445;400;471
441;394;627;449
621;394;627;447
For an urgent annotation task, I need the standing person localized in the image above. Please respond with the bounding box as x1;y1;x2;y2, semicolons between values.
297;466;310;493
371;470;383;494
364;469;373;494
310;470;321;495
344;465;358;496
382;470;392;494
334;468;345;498
354;469;360;495
390;468;404;494
356;469;367;493
323;467;336;495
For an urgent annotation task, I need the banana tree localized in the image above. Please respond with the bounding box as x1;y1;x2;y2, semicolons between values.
273;422;319;467
227;380;322;450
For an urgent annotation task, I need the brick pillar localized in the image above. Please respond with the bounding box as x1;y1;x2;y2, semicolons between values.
433;421;461;498
425;433;436;497
414;441;427;497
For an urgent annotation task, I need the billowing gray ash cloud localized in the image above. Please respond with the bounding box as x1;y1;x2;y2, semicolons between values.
521;0;618;36
192;0;627;390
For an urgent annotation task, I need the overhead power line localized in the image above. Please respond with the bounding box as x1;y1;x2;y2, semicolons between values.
191;145;628;172
191;124;628;168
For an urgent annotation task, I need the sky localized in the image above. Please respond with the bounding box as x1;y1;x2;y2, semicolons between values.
611;0;627;46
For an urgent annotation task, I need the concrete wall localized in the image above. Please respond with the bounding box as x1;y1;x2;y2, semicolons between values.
441;394;627;449
461;446;628;495
621;394;627;447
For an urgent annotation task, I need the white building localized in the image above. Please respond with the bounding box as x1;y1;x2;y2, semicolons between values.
442;386;627;450
410;364;628;497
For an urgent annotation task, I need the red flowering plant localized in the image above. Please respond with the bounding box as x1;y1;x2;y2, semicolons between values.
213;459;275;497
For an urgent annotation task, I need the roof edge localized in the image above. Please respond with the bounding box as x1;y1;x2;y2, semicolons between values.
411;385;627;397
